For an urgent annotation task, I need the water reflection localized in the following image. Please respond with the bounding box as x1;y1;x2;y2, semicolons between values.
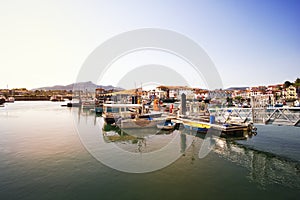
73;107;194;173
74;107;300;188
213;138;300;189
2;102;300;200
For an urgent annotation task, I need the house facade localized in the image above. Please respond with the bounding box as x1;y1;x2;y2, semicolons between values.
284;85;297;100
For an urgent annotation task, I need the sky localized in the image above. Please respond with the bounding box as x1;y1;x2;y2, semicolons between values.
0;0;299;89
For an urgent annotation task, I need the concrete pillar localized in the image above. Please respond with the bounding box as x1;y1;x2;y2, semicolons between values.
181;93;186;115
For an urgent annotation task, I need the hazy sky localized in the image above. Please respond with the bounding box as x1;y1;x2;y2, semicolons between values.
0;0;299;89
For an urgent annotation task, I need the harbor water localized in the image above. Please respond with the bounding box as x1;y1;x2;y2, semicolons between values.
0;101;300;200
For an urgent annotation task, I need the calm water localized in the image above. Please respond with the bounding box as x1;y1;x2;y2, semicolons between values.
0;101;300;200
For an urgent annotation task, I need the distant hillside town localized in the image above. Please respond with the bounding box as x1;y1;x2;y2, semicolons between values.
0;79;299;105
0;82;123;101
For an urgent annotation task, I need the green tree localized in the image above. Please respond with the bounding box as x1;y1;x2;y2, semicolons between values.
234;96;242;103
283;81;292;88
294;78;300;87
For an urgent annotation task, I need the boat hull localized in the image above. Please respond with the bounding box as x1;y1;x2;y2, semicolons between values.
0;98;5;105
183;121;210;132
156;122;176;130
117;118;163;129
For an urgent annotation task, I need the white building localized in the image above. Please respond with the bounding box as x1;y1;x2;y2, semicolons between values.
156;86;194;99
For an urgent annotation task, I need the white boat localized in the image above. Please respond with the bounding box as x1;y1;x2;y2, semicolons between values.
7;97;15;103
50;95;64;102
102;103;141;124
103;103;165;127
294;100;300;107
81;99;95;109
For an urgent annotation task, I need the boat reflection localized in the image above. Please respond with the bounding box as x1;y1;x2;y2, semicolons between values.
102;123;184;154
74;107;300;186
212;138;300;189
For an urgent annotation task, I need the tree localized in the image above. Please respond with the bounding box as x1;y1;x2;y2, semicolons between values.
226;97;233;106
294;78;300;98
234;96;242;103
283;81;292;88
294;78;300;87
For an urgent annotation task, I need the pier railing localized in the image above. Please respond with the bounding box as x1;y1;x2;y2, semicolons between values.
209;107;300;126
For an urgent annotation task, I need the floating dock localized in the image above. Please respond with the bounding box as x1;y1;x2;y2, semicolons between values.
177;117;255;138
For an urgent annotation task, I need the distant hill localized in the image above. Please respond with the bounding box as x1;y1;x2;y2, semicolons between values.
226;87;249;90
32;81;124;91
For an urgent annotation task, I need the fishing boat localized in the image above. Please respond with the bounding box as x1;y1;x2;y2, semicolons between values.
103;103;164;123
156;119;176;130
128;107;163;118
102;103;141;124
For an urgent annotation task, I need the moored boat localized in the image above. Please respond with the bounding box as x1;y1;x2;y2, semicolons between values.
139;112;163;119
274;101;283;107
102;103;166;128
117;117;164;129
90;106;103;114
183;120;211;132
102;103;141;124
6;97;15;103
0;95;6;105
156;119;176;130
66;99;81;107
294;100;300;107
81;99;95;109
50;95;64;102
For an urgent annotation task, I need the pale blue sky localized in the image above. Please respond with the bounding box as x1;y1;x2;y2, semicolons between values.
0;0;299;89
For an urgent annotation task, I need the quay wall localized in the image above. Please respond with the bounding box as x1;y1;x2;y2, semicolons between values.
12;95;72;101
14;96;50;101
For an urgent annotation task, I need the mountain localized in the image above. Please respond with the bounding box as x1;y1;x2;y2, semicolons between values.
32;81;124;91
226;87;249;90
